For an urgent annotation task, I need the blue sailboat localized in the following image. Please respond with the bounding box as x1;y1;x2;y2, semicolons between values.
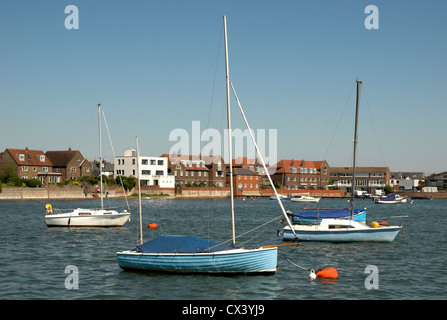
117;16;298;274
282;81;402;243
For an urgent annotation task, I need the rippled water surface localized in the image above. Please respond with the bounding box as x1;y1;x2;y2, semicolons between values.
1;197;446;300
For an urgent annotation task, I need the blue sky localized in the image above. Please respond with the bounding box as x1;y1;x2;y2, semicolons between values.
1;0;446;174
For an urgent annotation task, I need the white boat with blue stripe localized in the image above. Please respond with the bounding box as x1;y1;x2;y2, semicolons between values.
283;218;402;243
282;81;404;243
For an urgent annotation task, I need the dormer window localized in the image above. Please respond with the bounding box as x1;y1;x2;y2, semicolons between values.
40;155;45;162
19;154;25;161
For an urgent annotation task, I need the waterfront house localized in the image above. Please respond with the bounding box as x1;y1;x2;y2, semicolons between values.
425;172;447;191
271;159;330;191
330;166;390;194
0;147;61;183
91;159;114;179
390;171;424;191
45;148;90;182
227;167;261;196
115;149;174;188
162;153;227;187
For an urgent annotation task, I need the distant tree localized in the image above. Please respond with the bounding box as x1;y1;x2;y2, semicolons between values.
0;164;17;183
115;176;136;191
384;185;393;194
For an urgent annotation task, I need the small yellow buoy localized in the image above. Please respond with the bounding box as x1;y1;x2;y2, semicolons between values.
371;221;379;228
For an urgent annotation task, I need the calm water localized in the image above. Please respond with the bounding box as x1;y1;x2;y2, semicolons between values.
1;197;446;301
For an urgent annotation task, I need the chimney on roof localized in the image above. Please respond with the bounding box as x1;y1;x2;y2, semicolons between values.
69;147;72;151
25;147;29;150
301;160;305;167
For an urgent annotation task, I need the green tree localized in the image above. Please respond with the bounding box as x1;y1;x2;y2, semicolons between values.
384;185;393;194
115;176;136;191
0;164;17;183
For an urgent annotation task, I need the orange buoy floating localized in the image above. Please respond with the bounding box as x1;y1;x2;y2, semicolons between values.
316;268;338;279
148;223;158;229
379;221;389;226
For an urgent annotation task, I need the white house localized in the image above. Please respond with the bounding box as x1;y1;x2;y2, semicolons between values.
114;149;175;188
390;172;424;191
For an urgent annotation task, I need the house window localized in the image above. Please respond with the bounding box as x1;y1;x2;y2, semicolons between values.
198;172;201;177
22;166;28;172
84;168;90;173
71;167;76;172
132;159;135;165
158;160;163;166
204;172;207;177
191;171;194;177
19;154;25;161
33;167;37;172
176;165;181;169
142;159;148;165
40;155;45;162
156;170;164;175
150;160;156;165
142;170;151;175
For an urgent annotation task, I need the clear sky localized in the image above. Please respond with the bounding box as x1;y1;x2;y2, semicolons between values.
1;0;446;175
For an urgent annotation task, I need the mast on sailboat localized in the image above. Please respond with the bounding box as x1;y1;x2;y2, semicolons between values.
349;80;362;218
223;16;236;246
136;137;143;246
223;16;297;240
98;103;104;210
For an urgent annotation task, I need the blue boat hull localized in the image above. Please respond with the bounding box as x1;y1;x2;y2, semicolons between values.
283;227;401;243
116;247;278;274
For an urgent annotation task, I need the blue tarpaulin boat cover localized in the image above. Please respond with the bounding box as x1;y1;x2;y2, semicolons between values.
134;235;234;253
379;194;397;201
292;209;365;219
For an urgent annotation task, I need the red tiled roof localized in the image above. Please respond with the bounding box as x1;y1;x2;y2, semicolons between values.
273;159;325;173
6;148;53;166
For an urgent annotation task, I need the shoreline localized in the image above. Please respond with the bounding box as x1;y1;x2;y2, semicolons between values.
1;186;445;201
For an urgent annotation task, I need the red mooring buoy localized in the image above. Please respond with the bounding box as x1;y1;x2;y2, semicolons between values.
148;223;158;229
316;268;338;279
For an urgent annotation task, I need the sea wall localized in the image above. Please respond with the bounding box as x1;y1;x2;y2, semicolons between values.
0;185;131;200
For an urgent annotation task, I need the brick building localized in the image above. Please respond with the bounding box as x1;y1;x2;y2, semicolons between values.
45;148;90;181
0;148;61;183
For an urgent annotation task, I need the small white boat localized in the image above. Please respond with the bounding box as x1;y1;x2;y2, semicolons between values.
44;104;131;227
291;195;321;203
283;218;402;243
374;194;405;204
44;207;131;227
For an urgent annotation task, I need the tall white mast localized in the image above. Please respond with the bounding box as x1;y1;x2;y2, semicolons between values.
98;103;104;210
223;16;236;246
136;137;143;245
